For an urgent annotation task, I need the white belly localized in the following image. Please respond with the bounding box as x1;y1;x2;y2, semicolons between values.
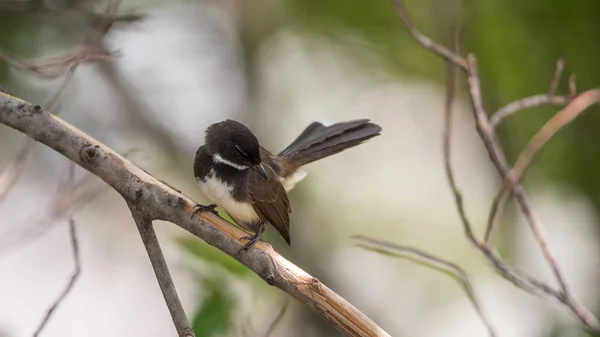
196;171;259;224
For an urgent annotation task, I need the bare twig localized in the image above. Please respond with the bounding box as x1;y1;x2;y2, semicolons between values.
549;58;566;96
486;89;600;249
33;218;81;337
355;235;497;337
0;138;33;203
392;0;468;69
129;209;195;337
467;53;574;294
394;0;600;331
484;187;508;246
0;47;111;79
263;298;289;337
441;49;557;299
442;25;477;241
510;88;600;184
569;74;577;97
490;95;570;127
485;61;577;244
0;15;104;205
0;164;106;257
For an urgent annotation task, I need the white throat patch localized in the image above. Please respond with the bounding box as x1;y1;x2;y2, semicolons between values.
212;153;249;170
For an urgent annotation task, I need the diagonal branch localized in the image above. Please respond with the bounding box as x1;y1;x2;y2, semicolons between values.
510;88;600;183
33;218;81;337
467;53;568;299
263;297;289;337
489;95;570;127
393;0;600;332
486;88;600;246
355;235;497;337
129;208;195;337
548;58;566;96
0;93;390;337
392;0;468;69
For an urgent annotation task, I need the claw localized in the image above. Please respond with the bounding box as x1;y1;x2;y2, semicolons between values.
191;204;218;218
239;232;262;252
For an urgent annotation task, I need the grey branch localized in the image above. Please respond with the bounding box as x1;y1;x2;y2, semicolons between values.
129;207;195;337
0;93;391;337
490;94;570;127
263;297;289;337
33;218;81;337
548;57;566;96
355;235;497;337
394;0;600;332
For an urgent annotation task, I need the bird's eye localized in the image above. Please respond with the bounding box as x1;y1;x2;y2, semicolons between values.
232;151;242;159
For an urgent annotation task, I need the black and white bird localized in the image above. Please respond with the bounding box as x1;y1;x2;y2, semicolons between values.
193;119;382;250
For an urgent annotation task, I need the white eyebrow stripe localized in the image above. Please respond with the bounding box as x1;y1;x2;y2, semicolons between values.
213;153;249;171
235;145;248;157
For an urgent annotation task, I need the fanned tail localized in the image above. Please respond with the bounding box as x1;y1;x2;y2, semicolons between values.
278;119;382;169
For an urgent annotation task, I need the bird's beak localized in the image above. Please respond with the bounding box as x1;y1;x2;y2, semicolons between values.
252;163;268;179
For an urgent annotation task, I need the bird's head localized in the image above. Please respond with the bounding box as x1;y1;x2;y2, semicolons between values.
205;120;268;179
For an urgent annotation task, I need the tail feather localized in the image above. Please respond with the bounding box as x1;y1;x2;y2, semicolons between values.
278;119;381;168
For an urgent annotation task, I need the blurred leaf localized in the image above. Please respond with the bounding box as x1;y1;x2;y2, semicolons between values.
178;237;251;277
192;278;235;337
286;0;448;78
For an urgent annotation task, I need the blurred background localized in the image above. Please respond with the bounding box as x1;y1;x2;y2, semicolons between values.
0;0;599;336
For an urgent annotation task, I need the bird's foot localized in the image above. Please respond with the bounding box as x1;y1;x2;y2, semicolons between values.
239;232;262;252
191;204;218;218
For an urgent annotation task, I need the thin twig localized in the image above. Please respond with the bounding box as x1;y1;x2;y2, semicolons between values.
263;298;289;337
392;0;468;69
487;89;600;247
0;138;33;203
510;88;600;185
466;54;571;293
549;58;566;96
569;74;577;97
355;235;497;337
490;95;570;127
443;52;557;297
484;187;508;246
394;0;600;331
33;218;81;337
442;25;477;240
129;209;195;337
486;60;574;245
395;0;557;296
0;23;92;205
0;164;106;258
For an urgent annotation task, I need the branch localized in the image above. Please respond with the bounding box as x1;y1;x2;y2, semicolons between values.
510;88;600;183
263;297;289;337
548;57;566;96
355;236;497;337
392;0;468;69
33;218;81;337
0;93;390;337
129;208;195;337
489;95;570;127
394;0;600;332
487;88;600;246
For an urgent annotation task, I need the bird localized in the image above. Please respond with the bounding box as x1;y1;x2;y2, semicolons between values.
193;119;382;251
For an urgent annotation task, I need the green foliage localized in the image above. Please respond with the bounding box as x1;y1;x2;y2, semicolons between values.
286;0;449;78
192;278;235;337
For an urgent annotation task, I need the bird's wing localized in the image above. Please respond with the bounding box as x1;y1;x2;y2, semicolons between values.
246;166;291;245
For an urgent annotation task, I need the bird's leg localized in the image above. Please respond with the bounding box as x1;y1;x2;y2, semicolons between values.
191;204;218;218
239;223;265;252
